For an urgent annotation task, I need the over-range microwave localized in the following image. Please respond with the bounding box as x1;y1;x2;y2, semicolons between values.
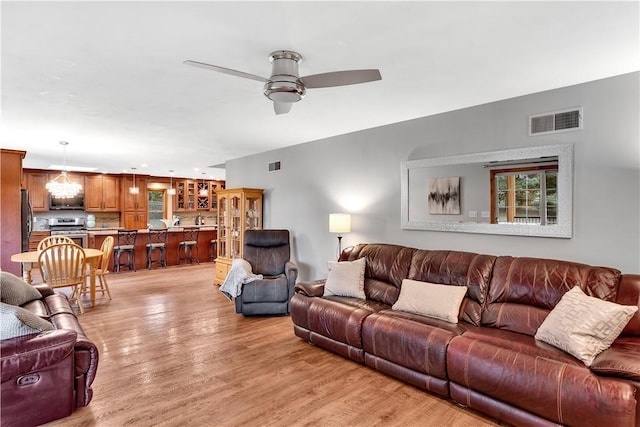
49;194;85;210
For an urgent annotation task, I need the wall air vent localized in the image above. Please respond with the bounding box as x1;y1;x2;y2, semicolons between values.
529;107;582;136
268;161;281;172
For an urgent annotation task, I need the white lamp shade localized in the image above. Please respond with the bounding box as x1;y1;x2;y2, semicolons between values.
329;213;351;234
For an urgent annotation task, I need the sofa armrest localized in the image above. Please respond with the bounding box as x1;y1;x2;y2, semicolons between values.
0;330;77;382
74;337;99;407
591;338;640;381
294;280;326;297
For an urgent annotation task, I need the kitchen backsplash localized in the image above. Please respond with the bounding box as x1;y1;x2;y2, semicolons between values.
33;211;217;230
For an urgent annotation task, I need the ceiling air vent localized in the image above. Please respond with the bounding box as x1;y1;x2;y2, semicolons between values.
529;107;582;136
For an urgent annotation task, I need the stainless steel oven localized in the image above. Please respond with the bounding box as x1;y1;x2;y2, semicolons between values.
48;217;88;248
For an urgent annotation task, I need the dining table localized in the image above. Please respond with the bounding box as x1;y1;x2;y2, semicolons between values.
10;247;104;309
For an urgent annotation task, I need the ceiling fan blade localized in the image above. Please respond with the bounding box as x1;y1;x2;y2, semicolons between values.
183;60;268;83
273;101;293;115
300;69;381;88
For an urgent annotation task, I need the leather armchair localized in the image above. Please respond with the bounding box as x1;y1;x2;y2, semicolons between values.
235;229;298;315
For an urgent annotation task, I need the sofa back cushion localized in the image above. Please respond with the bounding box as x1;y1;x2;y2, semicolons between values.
616;274;640;337
340;244;416;305
407;250;496;326
483;256;622;336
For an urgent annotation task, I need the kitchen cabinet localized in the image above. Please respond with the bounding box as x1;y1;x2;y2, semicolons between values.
214;187;263;285
85;174;120;211
24;171;50;211
23;169;84;212
1;149;26;275
175;179;196;211
121;175;148;229
28;231;51;251
208;180;225;211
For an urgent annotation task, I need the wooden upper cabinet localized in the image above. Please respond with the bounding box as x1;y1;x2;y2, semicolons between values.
24;171;50;211
174;179;196;211
121;175;148;212
85;174;120;212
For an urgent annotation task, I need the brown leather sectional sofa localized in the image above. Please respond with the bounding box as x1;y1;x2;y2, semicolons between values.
291;243;640;427
1;285;99;427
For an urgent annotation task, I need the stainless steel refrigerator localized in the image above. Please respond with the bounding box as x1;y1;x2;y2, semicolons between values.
21;189;32;252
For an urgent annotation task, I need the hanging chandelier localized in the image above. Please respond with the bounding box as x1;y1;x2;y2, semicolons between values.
199;173;208;196
168;170;176;195
129;167;139;194
46;141;83;198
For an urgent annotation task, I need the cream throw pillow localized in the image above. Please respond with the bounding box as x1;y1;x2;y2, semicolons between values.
535;286;638;366
323;257;366;299
392;279;468;323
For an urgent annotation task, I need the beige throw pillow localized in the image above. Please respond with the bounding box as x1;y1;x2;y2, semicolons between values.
323;257;366;299
1;271;42;306
392;279;468;323
535;286;638;366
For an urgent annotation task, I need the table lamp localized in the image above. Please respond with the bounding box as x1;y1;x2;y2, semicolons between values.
329;213;351;257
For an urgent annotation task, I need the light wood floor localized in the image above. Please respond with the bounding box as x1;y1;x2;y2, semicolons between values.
44;264;502;427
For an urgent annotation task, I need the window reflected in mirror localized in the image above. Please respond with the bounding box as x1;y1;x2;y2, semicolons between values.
489;159;558;225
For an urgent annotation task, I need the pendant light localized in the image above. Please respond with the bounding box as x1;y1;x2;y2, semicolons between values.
199;172;208;196
46;141;83;198
167;170;176;195
129;167;139;194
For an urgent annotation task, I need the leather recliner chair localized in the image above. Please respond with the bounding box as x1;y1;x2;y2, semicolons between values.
234;229;298;315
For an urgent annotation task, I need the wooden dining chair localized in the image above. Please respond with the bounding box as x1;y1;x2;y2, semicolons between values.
38;243;87;313
37;235;75;251
81;236;114;301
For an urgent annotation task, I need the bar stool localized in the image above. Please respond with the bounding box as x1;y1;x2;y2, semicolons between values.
146;229;168;269
113;229;138;273
209;239;217;261
178;227;199;264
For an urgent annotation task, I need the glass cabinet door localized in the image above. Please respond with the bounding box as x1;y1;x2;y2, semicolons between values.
230;196;241;258
186;182;195;210
245;194;262;230
217;195;228;258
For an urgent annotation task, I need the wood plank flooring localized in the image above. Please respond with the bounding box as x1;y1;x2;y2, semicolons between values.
45;264;502;427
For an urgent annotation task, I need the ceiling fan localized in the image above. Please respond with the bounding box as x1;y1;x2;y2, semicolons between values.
184;50;382;115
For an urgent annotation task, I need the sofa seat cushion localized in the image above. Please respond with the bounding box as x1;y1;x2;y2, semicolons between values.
447;335;637;427
461;326;585;367
240;275;289;303
304;296;389;350
591;337;640;381
363;310;466;380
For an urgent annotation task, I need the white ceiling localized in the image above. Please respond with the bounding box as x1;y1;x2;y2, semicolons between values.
2;1;638;180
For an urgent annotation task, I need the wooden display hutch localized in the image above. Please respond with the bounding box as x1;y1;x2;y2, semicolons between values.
214;188;263;285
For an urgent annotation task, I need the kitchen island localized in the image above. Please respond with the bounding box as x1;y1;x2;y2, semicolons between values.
87;226;217;270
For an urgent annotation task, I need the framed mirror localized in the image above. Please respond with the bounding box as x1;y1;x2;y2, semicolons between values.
401;144;573;238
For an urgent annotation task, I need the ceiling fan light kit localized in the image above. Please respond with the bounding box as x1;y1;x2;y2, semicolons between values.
184;49;381;115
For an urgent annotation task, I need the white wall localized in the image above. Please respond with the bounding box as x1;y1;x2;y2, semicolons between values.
227;72;640;281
